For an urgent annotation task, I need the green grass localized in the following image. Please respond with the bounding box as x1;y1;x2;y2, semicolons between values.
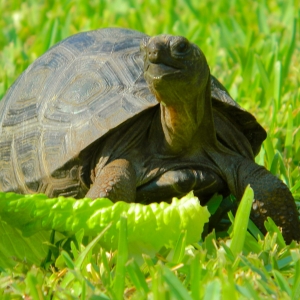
0;0;299;298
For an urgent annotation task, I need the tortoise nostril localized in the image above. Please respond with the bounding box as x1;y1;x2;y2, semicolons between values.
148;49;161;63
149;50;157;60
147;39;165;63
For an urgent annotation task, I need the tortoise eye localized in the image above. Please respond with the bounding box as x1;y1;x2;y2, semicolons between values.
176;41;189;53
171;38;190;55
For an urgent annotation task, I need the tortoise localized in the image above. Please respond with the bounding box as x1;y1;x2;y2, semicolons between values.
0;28;299;243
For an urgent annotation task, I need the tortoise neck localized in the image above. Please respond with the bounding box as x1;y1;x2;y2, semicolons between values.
157;83;216;155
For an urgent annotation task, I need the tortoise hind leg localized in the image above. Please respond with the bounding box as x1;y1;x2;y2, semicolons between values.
86;158;136;202
226;158;300;243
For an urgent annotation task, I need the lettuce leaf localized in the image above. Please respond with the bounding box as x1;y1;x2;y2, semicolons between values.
0;191;210;264
0;221;51;269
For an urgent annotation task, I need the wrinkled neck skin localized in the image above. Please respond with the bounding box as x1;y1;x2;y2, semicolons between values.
151;80;217;156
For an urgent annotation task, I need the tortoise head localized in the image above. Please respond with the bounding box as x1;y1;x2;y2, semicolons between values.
141;34;210;105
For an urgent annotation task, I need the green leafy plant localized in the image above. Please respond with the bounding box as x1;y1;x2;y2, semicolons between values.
0;191;209;268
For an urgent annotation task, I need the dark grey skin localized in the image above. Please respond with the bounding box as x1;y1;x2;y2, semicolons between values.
0;29;299;243
85;35;300;243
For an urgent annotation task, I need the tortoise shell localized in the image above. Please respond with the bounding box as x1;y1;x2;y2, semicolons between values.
0;28;266;196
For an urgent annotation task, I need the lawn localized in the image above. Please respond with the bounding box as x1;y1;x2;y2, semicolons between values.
0;0;299;298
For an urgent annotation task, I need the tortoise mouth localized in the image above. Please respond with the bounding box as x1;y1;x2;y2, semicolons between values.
145;63;182;80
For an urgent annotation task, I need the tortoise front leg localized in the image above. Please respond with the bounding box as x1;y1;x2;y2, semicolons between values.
86;158;136;202
226;158;300;243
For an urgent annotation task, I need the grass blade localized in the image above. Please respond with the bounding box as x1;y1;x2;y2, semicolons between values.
113;216;128;300
284;105;293;158
274;60;282;110
162;265;193;300
74;224;112;269
190;252;201;299
25;271;42;300
203;279;221;300
171;230;187;264
126;259;149;296
283;18;297;79
230;185;254;255
292;259;300;299
272;270;291;296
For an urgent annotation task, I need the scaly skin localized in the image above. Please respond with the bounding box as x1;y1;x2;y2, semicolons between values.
228;158;300;243
86;159;136;202
251;175;300;244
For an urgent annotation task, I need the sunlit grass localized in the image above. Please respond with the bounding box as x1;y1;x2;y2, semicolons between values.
0;0;299;298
